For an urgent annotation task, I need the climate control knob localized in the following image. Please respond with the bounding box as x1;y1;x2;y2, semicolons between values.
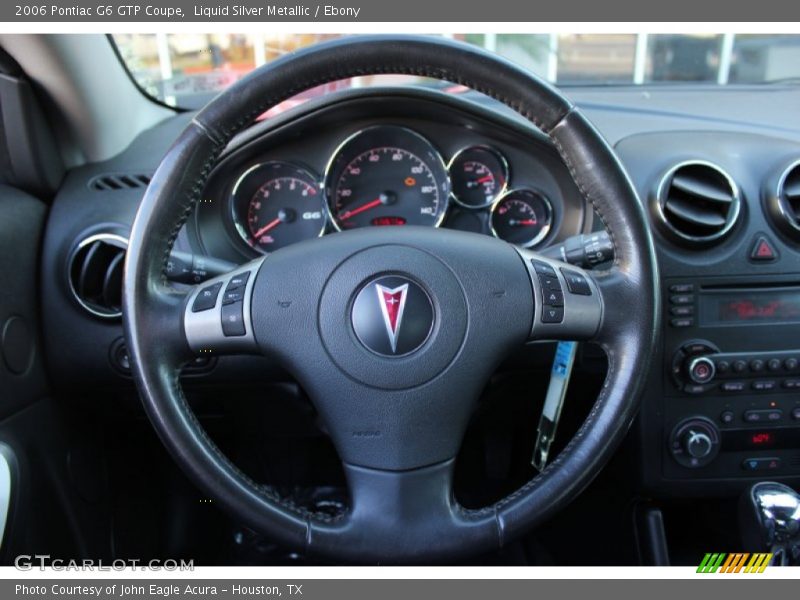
669;417;720;468
687;356;716;384
684;429;713;459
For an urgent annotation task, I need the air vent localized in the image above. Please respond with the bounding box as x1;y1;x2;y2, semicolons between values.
654;161;741;245
89;173;151;191
766;160;800;241
68;234;128;319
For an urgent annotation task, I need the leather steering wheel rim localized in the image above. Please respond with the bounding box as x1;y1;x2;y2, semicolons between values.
123;35;660;564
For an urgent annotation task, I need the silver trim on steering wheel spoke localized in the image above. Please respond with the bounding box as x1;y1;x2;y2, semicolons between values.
515;249;603;341
183;258;264;355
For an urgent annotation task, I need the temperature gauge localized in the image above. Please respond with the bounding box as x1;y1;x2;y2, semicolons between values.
448;146;508;209
490;189;552;248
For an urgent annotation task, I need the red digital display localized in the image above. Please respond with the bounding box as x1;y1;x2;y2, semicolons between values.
701;290;800;326
371;216;407;226
750;432;774;446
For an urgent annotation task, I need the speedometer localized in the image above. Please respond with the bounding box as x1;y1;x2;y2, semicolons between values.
325;126;450;230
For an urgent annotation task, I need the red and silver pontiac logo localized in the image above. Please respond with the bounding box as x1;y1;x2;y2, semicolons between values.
351;276;434;357
375;283;409;354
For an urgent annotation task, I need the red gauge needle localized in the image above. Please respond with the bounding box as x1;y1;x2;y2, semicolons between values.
513;219;538;226
476;175;494;184
339;198;383;221
252;217;282;239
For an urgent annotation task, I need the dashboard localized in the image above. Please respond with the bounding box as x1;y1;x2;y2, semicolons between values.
38;82;800;502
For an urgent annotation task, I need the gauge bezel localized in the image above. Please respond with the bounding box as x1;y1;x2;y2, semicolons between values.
447;144;510;210
230;161;326;255
489;188;553;249
323;125;451;232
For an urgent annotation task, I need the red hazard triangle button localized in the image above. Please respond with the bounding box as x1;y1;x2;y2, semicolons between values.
750;236;777;261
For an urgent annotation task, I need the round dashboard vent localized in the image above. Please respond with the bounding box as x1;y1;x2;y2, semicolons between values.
653;161;742;245
68;233;128;319
766;159;800;241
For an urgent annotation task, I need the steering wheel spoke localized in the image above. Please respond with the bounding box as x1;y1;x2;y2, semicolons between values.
182;257;264;356
308;460;497;563
517;250;604;343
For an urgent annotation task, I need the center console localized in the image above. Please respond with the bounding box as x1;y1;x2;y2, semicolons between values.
662;275;800;482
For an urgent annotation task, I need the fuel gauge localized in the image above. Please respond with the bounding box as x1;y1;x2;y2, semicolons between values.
490;189;552;248
449;146;508;209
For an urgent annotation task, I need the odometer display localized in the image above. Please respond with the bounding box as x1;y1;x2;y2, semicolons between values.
325;126;450;230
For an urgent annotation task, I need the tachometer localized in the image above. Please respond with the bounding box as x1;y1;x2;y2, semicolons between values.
231;162;325;253
325;126;450;230
490;189;553;248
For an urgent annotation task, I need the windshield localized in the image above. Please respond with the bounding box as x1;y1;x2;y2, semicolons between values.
112;33;800;109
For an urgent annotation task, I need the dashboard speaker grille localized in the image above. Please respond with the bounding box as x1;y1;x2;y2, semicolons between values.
654;161;741;245
68;234;128;319
89;173;151;191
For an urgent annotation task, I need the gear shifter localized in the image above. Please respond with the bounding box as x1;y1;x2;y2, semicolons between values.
739;482;800;566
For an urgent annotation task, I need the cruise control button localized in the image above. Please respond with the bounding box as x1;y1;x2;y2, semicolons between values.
560;269;592;295
221;301;246;336
531;260;556;277
542;289;564;307
541;306;564;323
191;282;223;312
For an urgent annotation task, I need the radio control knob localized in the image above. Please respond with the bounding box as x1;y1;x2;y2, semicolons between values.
684;429;713;459
687;356;716;384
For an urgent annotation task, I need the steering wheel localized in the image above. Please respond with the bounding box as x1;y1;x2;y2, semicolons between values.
123;36;659;563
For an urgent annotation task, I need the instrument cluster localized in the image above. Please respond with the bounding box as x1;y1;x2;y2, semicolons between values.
229;124;555;254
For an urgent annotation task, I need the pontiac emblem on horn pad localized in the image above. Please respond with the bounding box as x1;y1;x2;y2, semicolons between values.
351;276;434;356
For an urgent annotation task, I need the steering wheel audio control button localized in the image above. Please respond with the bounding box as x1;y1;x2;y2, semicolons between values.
542;289;564;307
192;282;223;312
221;301;246;336
222;288;246;305
227;271;250;290
530;259;556;277
560;268;592;296
542;306;564;323
538;274;561;290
